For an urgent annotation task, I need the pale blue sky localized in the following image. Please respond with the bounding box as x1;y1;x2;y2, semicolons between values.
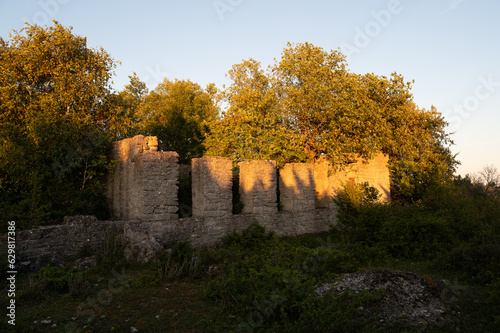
1;0;499;176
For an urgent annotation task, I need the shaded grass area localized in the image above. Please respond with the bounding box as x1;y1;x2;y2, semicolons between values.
2;228;498;332
4;263;233;333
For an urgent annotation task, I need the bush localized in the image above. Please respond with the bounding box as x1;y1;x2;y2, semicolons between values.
94;231;128;272
221;222;275;250
37;265;71;293
277;289;384;333
202;223;385;330
378;206;453;260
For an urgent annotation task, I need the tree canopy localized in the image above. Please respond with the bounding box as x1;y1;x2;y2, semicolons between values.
135;78;219;163
0;22;116;227
205;42;457;201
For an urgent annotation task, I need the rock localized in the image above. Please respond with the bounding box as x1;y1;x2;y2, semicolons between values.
315;269;459;330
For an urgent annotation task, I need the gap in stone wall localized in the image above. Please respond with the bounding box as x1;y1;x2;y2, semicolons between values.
177;171;193;218
276;168;283;211
232;169;244;214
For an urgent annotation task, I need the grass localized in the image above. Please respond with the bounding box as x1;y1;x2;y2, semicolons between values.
10;268;227;333
3;229;497;333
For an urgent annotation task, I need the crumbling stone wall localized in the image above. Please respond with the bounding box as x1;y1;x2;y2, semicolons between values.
313;160;331;209
356;153;391;201
192;156;233;218
107;135;179;221
107;137;390;221
238;160;278;214
16;140;392;270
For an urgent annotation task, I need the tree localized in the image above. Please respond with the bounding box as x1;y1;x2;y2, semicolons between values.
104;73;148;139
204;42;457;202
0;22;116;228
204;59;307;166
136;78;218;163
471;164;500;193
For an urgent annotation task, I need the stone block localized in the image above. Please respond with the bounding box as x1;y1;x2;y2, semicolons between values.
192;156;233;218
239;160;278;214
106;135;179;221
279;163;316;212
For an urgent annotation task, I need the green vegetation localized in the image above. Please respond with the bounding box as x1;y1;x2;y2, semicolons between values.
0;23;116;229
204;42;457;203
3;176;499;332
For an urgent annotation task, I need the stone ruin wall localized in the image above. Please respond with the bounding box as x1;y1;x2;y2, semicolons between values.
107;135;179;221
192;156;233;218
15;135;391;270
239;160;278;214
108;135;390;223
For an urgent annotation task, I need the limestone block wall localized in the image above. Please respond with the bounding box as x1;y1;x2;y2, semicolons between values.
356;153;391;201
107;135;179;221
192;156;233;217
279;163;316;212
107;136;390;222
18;143;393;270
313;161;331;209
328;153;390;202
238;160;278;214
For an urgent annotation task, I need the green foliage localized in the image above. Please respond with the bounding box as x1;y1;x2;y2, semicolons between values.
202;223;385;331
37;265;71;293
333;181;381;231
487;279;500;326
0;22;116;229
155;238;202;282
378;206;452;259
220;222;274;249
278;289;384;333
333;176;500;283
94;231;128;272
136;78;218;163
104;73;148;140
205;42;457;202
204;59;307;167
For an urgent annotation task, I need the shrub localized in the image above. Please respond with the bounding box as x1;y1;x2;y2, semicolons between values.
378;206;452;259
221;222;275;250
333;181;381;230
94;231;128;271
156;238;202;282
37;265;71;293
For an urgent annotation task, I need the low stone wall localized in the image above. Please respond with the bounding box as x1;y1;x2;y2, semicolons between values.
14;216;123;271
15;211;334;271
